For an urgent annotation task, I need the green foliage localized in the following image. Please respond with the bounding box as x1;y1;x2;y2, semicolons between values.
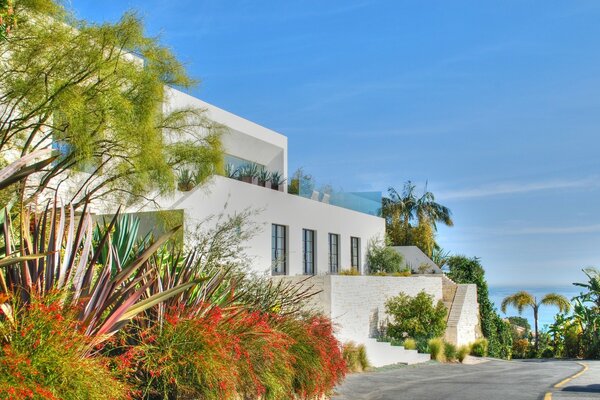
501;290;570;351
570;268;600;359
404;338;417;350
457;345;471;363
470;338;489;357
287;168;312;195
443;342;457;362
381;181;453;256
508;316;531;334
428;338;445;362
0;0;223;207
0;0;16;40
343;342;370;372
385;291;447;342
512;338;530;359
367;238;405;274
446;255;513;359
339;268;361;276
0;298;128;399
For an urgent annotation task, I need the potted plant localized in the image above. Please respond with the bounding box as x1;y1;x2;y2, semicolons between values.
270;171;284;191
224;163;238;179
257;167;271;187
239;163;258;184
177;168;195;191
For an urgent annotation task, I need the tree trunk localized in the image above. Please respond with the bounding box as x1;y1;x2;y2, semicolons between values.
534;307;539;352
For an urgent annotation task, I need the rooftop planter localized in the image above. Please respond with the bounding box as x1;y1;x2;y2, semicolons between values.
270;171;284;191
257;167;271;187
239;163;258;184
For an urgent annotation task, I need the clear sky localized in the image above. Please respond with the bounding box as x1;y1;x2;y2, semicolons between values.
70;1;600;287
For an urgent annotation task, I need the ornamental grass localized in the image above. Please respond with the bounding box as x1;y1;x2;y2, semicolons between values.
0;298;128;400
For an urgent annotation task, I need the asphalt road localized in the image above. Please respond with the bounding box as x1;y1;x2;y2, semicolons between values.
332;359;600;400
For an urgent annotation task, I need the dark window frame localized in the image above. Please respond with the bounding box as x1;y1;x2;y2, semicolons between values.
329;233;340;274
351;236;361;271
302;229;316;275
271;224;287;275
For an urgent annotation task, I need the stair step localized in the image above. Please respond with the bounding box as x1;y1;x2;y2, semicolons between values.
364;339;431;367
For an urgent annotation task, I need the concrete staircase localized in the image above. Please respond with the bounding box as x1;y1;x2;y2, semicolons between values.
364;339;431;367
445;284;469;344
442;275;458;315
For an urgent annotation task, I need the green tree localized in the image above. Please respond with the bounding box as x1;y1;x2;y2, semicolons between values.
501;291;570;352
446;255;513;359
366;238;405;274
572;268;600;358
381;181;453;256
0;0;223;210
385;291;447;342
0;0;16;40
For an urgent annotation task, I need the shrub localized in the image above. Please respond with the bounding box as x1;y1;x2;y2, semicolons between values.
117;307;242;400
280;315;347;398
0;299;128;400
404;338;417;350
446;256;513;359
444;342;457;362
367;238;404;274
343;342;370;372
357;344;369;371
385;291;447;342
540;347;555;359
512;338;530;359
457;345;471;362
471;338;489;357
428;338;445;362
339;268;361;276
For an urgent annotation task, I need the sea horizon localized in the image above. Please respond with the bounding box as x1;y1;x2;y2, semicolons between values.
488;284;583;330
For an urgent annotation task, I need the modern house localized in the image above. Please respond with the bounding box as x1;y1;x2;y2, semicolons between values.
142;87;386;277
81;86;481;366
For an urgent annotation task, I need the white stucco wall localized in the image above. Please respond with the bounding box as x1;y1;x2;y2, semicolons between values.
275;275;443;342
164;87;288;181
328;275;443;342
161;175;385;276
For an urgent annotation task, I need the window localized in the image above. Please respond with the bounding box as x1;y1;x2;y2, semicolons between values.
271;224;287;275
303;229;316;275
329;233;340;273
351;237;361;271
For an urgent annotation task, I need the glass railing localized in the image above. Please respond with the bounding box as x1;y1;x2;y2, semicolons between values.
297;176;381;216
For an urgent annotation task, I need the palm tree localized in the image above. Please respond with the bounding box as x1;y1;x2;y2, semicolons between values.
381;181;453;253
501;291;571;351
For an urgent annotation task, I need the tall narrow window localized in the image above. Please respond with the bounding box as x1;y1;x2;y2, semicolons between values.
272;224;287;275
329;233;340;273
351;236;361;271
303;229;315;275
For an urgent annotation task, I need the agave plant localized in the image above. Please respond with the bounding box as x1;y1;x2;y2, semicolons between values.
270;171;283;190
0;201;197;343
177;168;195;191
224;163;239;179
239;164;259;183
257;167;271;187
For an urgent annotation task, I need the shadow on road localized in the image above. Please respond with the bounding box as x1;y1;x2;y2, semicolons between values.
562;384;600;393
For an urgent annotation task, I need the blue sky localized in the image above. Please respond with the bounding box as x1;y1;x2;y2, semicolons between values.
71;1;600;287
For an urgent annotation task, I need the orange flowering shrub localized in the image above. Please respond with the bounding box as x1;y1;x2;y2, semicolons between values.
110;306;346;400
0;299;128;400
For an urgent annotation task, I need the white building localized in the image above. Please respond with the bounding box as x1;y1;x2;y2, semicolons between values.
138;88;482;367
149;87;386;277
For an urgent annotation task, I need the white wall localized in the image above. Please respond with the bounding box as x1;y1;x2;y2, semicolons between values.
445;284;481;346
164;87;288;181
329;275;443;343
273;275;443;341
161;175;385;276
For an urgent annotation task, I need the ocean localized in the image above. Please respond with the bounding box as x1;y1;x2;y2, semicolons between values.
488;285;583;330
